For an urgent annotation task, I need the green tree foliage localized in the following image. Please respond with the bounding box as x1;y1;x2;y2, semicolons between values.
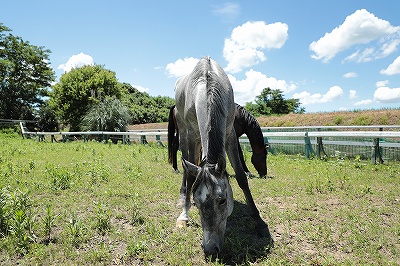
0;23;55;119
49;65;122;131
121;83;175;124
244;87;304;116
37;102;59;132
80;96;131;132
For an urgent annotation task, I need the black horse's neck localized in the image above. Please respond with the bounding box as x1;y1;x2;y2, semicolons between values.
235;104;265;154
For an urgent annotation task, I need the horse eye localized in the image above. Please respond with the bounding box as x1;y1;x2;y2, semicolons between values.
219;197;227;206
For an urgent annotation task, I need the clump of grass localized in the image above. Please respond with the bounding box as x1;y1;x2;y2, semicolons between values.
125;240;149;260
67;213;84;248
0;188;36;255
94;202;111;234
334;115;344;125
353;114;372;126
130;202;145;226
41;204;56;244
45;164;73;191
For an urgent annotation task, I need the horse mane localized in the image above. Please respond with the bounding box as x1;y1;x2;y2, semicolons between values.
235;104;265;153
203;57;231;164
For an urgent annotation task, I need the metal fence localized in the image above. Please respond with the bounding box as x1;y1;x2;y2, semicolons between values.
252;126;400;162
17;122;400;163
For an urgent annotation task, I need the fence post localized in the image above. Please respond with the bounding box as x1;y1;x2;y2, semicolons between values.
123;135;131;145
102;134;108;143
156;130;165;147
371;127;384;164
304;131;314;159
316;128;327;158
140;133;148;145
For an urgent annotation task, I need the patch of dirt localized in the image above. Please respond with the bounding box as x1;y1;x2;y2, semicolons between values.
128;123;168;131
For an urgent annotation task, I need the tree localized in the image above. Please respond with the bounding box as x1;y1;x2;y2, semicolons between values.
37;102;59;132
120;83;175;124
244;87;304;116
0;23;55;119
80;96;131;132
49;65;122;131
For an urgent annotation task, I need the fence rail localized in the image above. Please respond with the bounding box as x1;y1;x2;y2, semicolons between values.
19;122;400;163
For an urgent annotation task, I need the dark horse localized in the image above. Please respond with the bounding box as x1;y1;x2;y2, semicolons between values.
168;103;269;177
173;56;270;258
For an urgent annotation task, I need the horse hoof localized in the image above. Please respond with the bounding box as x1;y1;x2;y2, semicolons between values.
176;219;188;228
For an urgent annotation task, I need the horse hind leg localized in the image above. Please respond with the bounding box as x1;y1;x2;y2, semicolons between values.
226;132;272;239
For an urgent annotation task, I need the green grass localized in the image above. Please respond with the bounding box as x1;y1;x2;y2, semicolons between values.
0;133;399;265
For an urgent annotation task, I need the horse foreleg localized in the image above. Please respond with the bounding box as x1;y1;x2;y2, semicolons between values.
176;139;198;228
236;138;252;176
176;170;195;227
226;133;271;239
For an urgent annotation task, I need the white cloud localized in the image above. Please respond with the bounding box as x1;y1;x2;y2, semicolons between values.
380;56;400;75
343;72;358;78
343;47;375;63
223;21;288;73
165;57;199;77
349;90;357;99
58;52;94;73
376;80;389;87
228;69;296;105
379;39;400;58
354;99;373;106
292;86;343;105
132;85;149;93
310;9;400;62
212;3;240;22
374;86;400;102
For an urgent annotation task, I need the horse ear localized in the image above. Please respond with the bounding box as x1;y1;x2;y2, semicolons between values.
215;155;226;175
181;158;200;176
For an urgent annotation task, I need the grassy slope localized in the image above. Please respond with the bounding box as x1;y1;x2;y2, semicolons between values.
257;109;400;127
129;109;400;130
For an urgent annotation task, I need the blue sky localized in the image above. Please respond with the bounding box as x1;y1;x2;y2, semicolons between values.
3;1;400;113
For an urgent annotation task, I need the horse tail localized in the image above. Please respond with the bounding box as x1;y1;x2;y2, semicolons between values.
167;105;179;170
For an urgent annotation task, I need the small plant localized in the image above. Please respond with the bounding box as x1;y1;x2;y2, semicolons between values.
94;202;111;234
334;115;344;125
360;185;372;196
68;213;83;248
130;202;145;226
86;241;112;264
42;204;56;243
125;240;148;259
0;188;10;236
9;209;34;254
46;165;73;190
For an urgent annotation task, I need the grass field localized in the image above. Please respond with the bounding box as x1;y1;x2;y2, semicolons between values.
0;132;399;265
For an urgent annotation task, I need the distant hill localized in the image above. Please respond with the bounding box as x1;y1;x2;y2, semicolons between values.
129;109;400;130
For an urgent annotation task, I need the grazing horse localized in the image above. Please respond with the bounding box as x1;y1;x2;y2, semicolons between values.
174;56;270;258
168;103;269;177
234;104;269;177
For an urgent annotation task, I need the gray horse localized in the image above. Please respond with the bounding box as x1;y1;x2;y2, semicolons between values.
174;56;271;258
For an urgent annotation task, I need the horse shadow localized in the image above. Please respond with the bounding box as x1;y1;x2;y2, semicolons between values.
219;200;273;264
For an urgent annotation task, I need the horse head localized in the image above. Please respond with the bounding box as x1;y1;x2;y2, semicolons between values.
182;155;233;259
251;143;269;178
